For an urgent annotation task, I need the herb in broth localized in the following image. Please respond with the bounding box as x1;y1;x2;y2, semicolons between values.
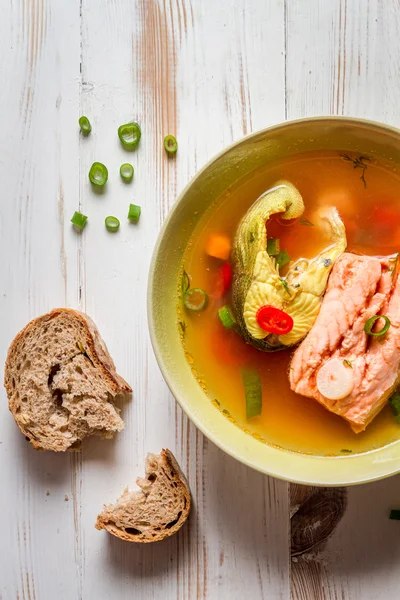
299;217;315;226
343;359;353;369
340;448;353;454
340;153;370;189
181;270;190;295
280;278;291;295
178;321;187;337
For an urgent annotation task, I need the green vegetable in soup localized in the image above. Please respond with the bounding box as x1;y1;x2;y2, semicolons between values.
267;238;280;256
242;368;262;419
184;288;208;312
231;181;347;351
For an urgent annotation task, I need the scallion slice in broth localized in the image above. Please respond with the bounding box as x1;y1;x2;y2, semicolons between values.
267;238;280;256
218;305;236;329
184;288;208;312
181;270;190;295
242;368;262;419
276;250;291;269
364;315;391;337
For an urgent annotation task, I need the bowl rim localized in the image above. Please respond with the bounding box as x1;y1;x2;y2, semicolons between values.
147;115;400;486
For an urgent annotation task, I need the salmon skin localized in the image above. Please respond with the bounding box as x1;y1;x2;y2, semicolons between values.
290;252;400;433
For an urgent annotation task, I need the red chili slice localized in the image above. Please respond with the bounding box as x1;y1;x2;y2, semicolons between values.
256;305;294;335
221;262;232;294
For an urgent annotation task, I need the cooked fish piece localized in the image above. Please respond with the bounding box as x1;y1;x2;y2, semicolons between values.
290;252;400;432
232;181;347;351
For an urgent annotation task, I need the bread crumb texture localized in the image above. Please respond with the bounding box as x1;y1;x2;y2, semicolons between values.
96;449;191;543
4;308;131;451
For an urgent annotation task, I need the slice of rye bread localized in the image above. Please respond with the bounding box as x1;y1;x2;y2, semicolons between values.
4;308;132;451
95;449;191;542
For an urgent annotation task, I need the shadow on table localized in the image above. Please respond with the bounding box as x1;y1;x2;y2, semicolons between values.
13;413;122;489
103;437;288;587
104;503;197;578
327;475;400;577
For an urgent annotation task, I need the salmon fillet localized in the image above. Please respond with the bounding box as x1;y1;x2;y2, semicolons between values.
289;252;400;432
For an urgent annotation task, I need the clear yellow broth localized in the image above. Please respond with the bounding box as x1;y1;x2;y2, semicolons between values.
179;150;400;456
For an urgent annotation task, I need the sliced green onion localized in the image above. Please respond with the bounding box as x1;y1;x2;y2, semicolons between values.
79;116;91;134
89;162;108;186
183;288;208;312
242;369;262;419
164;135;178;154
340;448;352;453
276;250;291;268
389;509;400;520
181;270;190;295
267;238;280;256
218;305;236;329
120;163;134;182
71;211;88;229
105;216;120;232
364;315;391;337
118;122;141;149
343;359;352;369
127;203;141;223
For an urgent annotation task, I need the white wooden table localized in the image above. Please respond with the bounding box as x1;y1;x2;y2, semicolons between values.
1;1;400;598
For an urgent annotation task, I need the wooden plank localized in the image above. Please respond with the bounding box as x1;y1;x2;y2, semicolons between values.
0;1;81;599
78;0;289;598
286;1;400;598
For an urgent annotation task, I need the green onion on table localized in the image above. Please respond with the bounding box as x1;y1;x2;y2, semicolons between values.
79;116;91;134
71;211;88;230
120;163;134;182
105;216;120;232
89;162;108;187
118;122;141;149
128;203;141;223
164;135;178;155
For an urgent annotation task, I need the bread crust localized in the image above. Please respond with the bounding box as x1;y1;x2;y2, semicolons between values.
95;449;191;542
4;308;131;450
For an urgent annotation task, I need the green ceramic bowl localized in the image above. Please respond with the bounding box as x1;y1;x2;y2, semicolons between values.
148;117;400;486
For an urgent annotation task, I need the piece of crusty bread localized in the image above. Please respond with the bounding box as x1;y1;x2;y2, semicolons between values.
4;308;131;451
95;449;191;542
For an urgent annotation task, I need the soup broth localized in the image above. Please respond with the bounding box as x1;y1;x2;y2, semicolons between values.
178;150;400;455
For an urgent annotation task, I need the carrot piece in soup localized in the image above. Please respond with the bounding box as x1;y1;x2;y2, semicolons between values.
206;234;231;260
